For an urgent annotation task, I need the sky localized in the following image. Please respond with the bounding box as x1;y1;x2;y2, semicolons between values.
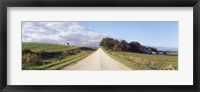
22;21;178;48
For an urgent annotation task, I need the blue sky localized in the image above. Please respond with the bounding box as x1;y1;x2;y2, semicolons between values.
22;21;178;48
79;22;178;48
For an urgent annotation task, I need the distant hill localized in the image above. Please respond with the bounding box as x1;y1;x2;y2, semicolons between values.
156;47;178;51
144;45;178;51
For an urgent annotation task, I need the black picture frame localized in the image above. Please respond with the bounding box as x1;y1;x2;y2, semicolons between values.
0;0;200;92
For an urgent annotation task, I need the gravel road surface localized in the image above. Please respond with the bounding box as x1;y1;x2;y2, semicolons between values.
62;48;130;70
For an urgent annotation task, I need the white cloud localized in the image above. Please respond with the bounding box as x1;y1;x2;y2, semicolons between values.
22;22;108;47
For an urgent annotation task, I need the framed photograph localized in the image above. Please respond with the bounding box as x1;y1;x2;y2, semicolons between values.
0;0;199;92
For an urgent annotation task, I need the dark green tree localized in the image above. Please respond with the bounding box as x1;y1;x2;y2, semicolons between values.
99;37;117;50
128;41;143;52
120;40;128;51
113;42;123;51
149;47;158;52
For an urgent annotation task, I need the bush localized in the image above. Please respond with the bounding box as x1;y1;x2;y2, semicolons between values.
73;49;81;53
22;53;40;65
79;47;94;51
38;51;62;59
62;50;70;56
22;48;32;55
62;49;81;56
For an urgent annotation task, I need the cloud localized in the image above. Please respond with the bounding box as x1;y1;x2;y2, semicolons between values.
22;22;108;47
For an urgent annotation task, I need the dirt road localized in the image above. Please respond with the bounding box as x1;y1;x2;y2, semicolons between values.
62;48;130;70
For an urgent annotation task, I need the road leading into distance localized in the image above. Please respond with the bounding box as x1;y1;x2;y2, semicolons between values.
62;48;131;70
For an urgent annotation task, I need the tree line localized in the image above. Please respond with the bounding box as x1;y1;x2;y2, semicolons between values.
100;37;157;53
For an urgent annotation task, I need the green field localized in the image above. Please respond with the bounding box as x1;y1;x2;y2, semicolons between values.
22;42;78;52
104;50;178;70
22;42;96;70
166;51;178;56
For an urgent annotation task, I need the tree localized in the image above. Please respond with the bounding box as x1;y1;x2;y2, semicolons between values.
99;37;117;50
149;47;158;52
100;38;145;52
113;42;123;51
140;45;145;51
128;41;143;52
120;40;128;51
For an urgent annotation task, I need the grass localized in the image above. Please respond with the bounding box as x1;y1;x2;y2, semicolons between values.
24;51;93;70
22;42;95;70
22;42;78;52
166;51;178;55
104;50;178;70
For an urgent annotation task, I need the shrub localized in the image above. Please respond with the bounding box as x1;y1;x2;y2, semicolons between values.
22;48;32;55
62;50;70;56
79;47;94;51
22;53;40;65
73;49;81;53
38;51;62;59
62;49;81;56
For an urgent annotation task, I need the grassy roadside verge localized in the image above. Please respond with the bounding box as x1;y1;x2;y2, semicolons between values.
103;49;178;70
47;51;94;70
22;42;96;70
103;49;145;70
23;51;94;70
